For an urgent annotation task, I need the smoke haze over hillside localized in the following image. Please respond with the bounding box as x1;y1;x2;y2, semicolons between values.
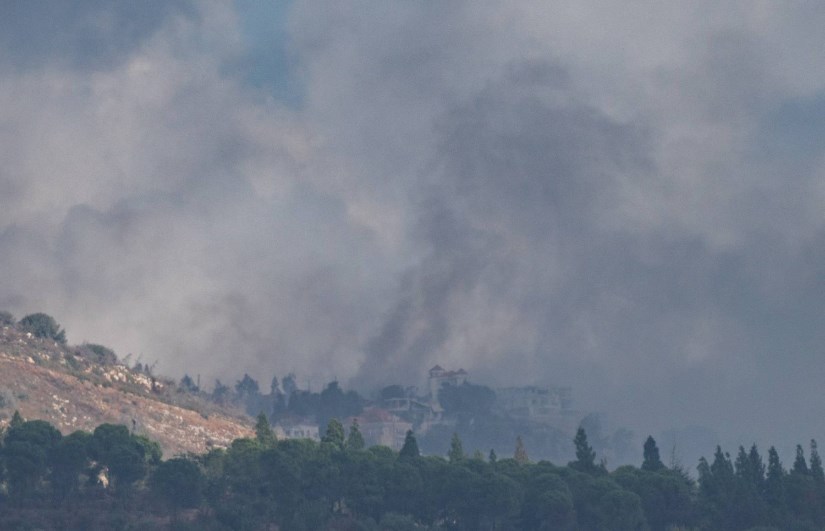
2;1;825;453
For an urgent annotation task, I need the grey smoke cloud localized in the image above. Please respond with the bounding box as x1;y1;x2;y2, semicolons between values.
2;1;825;452
0;1;194;70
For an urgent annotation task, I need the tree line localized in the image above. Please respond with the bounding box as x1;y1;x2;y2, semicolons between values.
2;412;825;530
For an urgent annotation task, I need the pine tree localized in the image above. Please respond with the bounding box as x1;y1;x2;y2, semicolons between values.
697;456;712;497
572;428;595;472
254;412;276;447
810;440;824;484
733;444;765;527
642;435;664;471
748;444;766;489
322;418;345;449
346;419;365;451
710;446;735;487
10;410;23;428
765;446;786;523
180;374;199;393
448;432;465;463
792;444;809;475
734;446;751;479
514;435;529;464
489;449;497;464
399;430;420;459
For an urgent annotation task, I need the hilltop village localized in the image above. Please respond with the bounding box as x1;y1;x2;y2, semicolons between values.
0;311;583;461
0;312;584;459
209;363;580;461
275;365;575;451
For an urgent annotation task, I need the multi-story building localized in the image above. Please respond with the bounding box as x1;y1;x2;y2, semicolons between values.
427;365;467;412
348;407;413;450
494;385;572;423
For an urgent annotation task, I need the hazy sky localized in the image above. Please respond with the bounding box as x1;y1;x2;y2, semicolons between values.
2;1;825;451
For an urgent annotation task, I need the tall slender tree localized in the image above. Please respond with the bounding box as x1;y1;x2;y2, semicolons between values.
399;430;420;459
642;435;664;471
255;412;276;447
765;446;786;523
322;418;345;450
346;419;365;451
793;444;809;475
572;428;595;472
448;433;465;463
810;440;824;484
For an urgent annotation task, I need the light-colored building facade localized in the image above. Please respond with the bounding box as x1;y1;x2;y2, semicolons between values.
275;422;321;441
427;365;468;412
348;407;413;450
494;385;572;423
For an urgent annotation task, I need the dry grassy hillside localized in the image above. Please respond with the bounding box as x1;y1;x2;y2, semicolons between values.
0;323;252;456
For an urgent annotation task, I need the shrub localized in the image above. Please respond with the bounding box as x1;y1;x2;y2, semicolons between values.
0;310;14;326
78;343;118;365
18;313;67;343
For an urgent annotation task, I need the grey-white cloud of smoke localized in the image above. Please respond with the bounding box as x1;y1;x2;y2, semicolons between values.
2;1;825;449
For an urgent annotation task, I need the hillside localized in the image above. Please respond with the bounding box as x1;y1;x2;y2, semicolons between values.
0;322;252;456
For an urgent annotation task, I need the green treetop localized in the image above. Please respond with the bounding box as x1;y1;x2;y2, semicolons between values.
322;418;345;450
19;312;66;343
792;444;808;475
10;409;24;428
399;430;420;459
346;419;365;451
642;435;665;471
448;432;465;463
810;440;824;484
255;412;276;447
572;428;596;472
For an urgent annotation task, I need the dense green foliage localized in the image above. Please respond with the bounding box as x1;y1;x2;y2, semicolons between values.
437;382;497;417
2;414;825;530
18;312;66;343
78;343;118;365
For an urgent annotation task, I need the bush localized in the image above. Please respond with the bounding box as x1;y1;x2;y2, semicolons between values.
0;310;14;326
78;343;118;365
18;313;67;343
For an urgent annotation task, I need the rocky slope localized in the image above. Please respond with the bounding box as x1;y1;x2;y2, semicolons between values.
0;324;252;456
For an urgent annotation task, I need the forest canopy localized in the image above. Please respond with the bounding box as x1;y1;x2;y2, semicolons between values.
1;413;824;530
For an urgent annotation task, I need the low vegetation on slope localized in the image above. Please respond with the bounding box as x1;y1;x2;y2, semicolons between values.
0;311;251;455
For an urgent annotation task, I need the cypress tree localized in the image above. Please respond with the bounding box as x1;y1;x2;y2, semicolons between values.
572;428;595;472
254;412;276;447
748;444;766;490
346;419;365;451
448;432;465;463
642;435;664;471
765;446;786;523
792;444;809;475
10;410;23;428
399;430;419;459
322;418;345;449
810;440;824;484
